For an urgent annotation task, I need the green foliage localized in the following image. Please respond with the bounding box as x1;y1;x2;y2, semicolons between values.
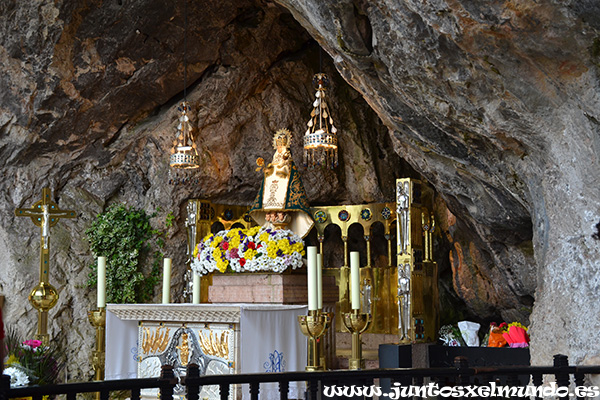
165;211;176;229
86;204;164;303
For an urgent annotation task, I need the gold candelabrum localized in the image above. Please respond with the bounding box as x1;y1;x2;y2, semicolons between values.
342;309;371;370
88;308;106;381
297;310;332;371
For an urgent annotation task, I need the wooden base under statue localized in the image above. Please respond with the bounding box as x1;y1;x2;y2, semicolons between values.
207;273;338;304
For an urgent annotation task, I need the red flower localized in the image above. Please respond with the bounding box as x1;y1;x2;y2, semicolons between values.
256;244;263;249
220;241;229;250
239;258;246;266
23;339;42;349
248;242;256;250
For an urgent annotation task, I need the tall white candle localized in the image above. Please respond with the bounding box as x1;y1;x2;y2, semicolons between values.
350;251;360;310
97;256;106;309
192;272;201;304
317;253;323;310
162;258;172;304
307;246;318;311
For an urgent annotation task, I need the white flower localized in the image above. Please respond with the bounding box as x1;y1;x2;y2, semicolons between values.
191;227;304;276
5;366;30;387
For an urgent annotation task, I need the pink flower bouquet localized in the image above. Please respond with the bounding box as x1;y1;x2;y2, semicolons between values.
502;322;530;348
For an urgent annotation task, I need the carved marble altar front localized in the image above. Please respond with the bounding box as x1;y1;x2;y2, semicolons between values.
105;304;307;400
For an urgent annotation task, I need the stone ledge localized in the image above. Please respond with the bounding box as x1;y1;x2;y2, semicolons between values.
107;304;242;323
208;273;338;304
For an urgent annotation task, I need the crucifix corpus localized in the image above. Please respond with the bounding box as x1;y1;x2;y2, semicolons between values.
15;187;77;344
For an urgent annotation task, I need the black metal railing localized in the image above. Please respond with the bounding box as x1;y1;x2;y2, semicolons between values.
2;354;600;400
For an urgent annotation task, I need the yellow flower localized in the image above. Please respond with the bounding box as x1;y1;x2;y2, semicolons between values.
212;247;223;260
266;241;278;258
248;226;261;236
291;243;304;253
244;249;257;260
212;236;223;247
6;354;19;365
216;259;229;273
229;236;241;248
226;229;238;238
259;233;270;242
508;322;528;332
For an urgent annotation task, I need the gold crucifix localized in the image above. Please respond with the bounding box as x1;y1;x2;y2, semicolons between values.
15;187;77;344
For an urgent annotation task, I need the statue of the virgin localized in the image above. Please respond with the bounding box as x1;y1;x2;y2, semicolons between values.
249;128;314;238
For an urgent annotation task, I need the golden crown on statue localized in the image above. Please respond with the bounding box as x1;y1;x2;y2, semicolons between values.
272;128;292;149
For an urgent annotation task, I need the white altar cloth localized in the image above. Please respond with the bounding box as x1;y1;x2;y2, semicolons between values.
240;305;307;399
105;304;307;399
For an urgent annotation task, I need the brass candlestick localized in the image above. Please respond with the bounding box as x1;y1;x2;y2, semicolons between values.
298;310;331;371
88;308;106;381
342;309;371;370
318;310;333;369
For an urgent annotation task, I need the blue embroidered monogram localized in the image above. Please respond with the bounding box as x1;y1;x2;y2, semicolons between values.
263;350;286;372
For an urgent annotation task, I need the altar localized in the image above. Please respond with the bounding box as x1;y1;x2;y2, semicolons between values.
105;303;308;399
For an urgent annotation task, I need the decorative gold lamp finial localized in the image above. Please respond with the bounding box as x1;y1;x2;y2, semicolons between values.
170;101;200;170
303;73;339;169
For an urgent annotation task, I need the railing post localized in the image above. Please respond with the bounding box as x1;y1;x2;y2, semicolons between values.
219;383;230;400
0;374;10;400
160;365;175;400
308;378;319;400
279;380;289;400
249;382;259;400
574;370;585;400
454;356;470;386
186;363;200;400
506;373;521;400
553;354;570;400
531;373;543;400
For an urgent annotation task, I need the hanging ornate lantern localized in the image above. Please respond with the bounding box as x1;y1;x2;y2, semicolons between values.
303;73;338;169
168;0;200;184
170;101;199;169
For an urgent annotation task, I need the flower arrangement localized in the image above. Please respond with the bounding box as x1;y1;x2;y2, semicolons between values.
486;322;507;347
4;332;64;387
485;321;530;348
438;324;466;347
191;227;305;275
502;322;530;348
440;321;530;348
